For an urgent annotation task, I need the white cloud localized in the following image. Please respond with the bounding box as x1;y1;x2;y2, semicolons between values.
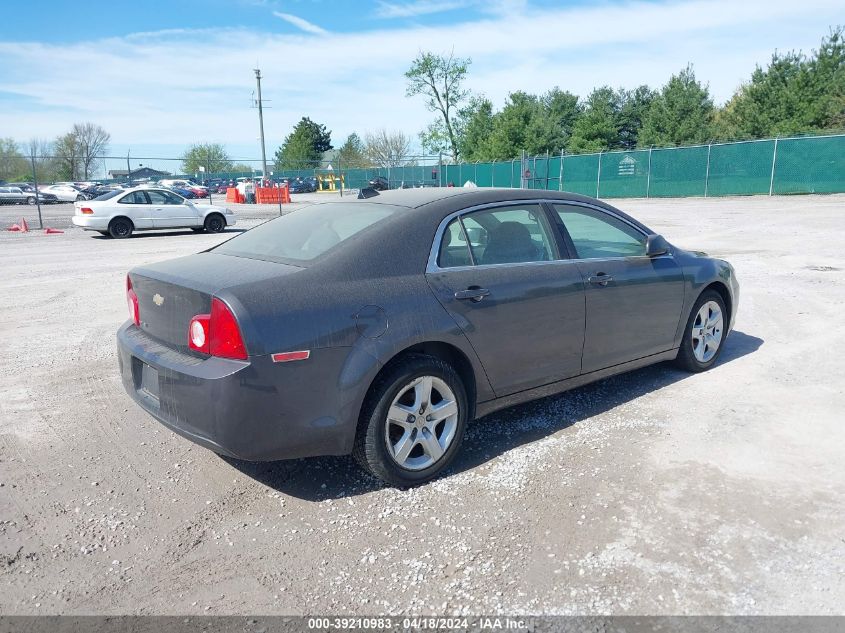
376;0;469;18
272;11;329;35
0;0;840;156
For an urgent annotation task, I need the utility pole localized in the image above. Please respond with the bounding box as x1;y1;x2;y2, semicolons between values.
254;68;269;181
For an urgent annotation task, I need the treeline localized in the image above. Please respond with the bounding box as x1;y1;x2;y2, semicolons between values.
273;117;416;170
414;27;845;162
0;123;110;182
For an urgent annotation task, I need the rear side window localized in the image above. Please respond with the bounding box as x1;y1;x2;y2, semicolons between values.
213;202;400;264
437;218;473;268
118;191;148;204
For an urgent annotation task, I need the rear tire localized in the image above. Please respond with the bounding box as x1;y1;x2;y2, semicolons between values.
353;354;468;487
75;195;85;202
26;196;36;205
674;289;727;372
204;213;225;233
108;217;133;239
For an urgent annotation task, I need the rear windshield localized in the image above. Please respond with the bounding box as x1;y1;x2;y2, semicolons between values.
213;202;399;265
94;190;123;201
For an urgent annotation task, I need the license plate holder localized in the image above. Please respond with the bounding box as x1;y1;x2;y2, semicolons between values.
137;362;160;407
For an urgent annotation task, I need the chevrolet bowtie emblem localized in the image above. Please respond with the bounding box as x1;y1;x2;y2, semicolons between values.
153;293;164;306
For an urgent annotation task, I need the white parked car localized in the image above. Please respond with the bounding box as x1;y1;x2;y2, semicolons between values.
71;187;236;238
39;185;85;202
41;184;87;202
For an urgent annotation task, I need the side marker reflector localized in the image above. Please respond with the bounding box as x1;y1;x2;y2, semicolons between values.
272;350;310;363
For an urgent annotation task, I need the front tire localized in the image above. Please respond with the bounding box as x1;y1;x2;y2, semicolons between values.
108;217;133;239
353;354;468;487
204;213;225;233
674;289;727;372
75;195;85;202
26;196;36;205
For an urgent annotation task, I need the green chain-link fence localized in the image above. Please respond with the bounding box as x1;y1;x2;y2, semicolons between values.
433;133;845;198
90;133;844;198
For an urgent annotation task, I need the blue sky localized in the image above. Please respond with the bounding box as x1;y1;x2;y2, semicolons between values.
1;0;842;171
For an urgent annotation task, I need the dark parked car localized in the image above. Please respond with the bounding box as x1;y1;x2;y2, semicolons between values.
287;178;311;194
368;175;389;191
118;188;738;486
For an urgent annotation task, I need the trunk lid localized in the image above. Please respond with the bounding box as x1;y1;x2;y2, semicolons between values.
129;252;301;352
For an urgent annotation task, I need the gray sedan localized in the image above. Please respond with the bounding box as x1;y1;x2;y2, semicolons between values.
118;188;738;487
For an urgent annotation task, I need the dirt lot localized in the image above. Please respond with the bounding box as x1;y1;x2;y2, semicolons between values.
1;194;843;615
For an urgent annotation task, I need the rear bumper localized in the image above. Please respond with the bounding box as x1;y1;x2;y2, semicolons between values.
117;322;355;461
72;215;109;230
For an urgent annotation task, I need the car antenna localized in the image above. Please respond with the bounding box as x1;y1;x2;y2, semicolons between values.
358;187;380;199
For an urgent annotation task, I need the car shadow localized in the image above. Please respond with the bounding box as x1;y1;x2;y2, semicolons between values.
224;330;763;501
90;228;246;239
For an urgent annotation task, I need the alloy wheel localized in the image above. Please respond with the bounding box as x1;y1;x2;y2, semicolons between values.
384;376;459;471
691;300;724;363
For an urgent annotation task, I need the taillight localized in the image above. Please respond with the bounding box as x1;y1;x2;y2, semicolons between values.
80;207;94;214
187;298;247;360
126;275;139;326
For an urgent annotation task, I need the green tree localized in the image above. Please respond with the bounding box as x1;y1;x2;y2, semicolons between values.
716;27;845;139
568;86;622;153
274;117;333;170
181;143;233;174
458;97;495;161
617;86;656;149
639;65;715;147
543;88;582;151
486;91;570;159
0;138;29;182
336;133;368;167
53;132;82;180
406;51;471;161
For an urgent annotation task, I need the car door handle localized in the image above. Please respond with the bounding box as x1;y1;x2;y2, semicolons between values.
588;273;613;286
454;287;490;302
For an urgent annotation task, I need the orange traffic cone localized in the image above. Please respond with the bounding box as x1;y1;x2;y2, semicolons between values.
7;224;21;232
20;218;29;232
44;227;64;234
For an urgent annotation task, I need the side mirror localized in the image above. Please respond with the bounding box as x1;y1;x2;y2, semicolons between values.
646;234;670;257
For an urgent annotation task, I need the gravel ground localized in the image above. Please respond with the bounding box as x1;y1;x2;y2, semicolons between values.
1;194;843;615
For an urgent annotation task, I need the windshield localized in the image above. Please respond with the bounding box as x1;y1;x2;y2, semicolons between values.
213;202;399;264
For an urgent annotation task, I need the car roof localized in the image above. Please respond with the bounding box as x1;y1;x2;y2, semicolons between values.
336;186;629;214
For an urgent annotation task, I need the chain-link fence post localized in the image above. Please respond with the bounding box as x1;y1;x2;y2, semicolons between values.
596;151;603;198
769;136;779;196
646;146;653;198
559;149;564;192
30;152;44;229
704;143;712;198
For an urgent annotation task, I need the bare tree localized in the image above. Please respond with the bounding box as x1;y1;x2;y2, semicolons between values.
28;138;58;182
364;129;412;167
73;122;110;179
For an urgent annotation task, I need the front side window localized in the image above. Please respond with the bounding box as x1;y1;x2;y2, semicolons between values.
147;190;183;205
554;204;646;258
